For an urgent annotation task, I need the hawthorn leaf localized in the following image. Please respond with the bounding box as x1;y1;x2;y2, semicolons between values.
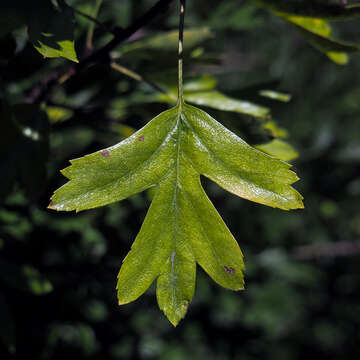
277;14;359;64
0;0;78;62
49;103;303;325
27;0;78;62
254;0;360;64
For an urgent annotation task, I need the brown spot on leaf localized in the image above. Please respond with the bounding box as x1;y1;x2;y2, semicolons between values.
224;266;235;274
101;150;110;157
138;136;144;142
183;300;189;308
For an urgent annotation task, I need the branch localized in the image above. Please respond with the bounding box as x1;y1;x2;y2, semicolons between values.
293;240;360;260
110;61;170;96
26;0;175;104
86;0;104;51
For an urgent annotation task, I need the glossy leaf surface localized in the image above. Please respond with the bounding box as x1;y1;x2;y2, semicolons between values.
49;103;303;325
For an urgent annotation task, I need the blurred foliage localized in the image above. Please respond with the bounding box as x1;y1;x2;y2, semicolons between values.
1;0;360;359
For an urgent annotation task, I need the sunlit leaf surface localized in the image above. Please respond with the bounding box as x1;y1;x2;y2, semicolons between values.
49;103;303;325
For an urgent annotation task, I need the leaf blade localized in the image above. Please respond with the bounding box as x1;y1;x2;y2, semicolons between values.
49;107;178;211
182;104;303;210
50;102;303;326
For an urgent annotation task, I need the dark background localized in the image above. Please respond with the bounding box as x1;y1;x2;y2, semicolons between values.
1;0;360;359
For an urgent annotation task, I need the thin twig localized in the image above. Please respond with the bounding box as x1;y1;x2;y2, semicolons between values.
110;61;171;96
79;0;174;71
71;5;112;34
86;0;104;51
110;62;143;82
293;240;360;260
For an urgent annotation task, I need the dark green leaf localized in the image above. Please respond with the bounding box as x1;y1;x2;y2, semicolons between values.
0;294;15;354
0;103;49;201
0;0;78;62
27;0;78;62
255;1;360;64
278;14;359;64
254;0;360;21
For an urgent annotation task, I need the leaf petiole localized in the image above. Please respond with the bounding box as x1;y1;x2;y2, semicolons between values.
177;0;186;104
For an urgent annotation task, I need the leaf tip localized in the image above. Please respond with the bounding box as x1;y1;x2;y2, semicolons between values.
160;299;191;327
47;200;63;211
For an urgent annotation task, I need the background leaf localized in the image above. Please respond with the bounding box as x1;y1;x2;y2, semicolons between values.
0;104;49;201
277;14;359;64
255;139;299;162
254;0;360;21
0;0;78;62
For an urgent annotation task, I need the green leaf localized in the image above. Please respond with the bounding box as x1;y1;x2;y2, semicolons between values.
0;261;53;295
27;0;78;62
182;75;217;93
49;103;303;325
125;75;271;119
277;14;359;64
184;90;270;118
262;121;289;139
255;139;299;162
254;1;360;64
117;27;212;56
45;105;73;124
0;0;78;62
254;0;360;21
259;90;291;102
